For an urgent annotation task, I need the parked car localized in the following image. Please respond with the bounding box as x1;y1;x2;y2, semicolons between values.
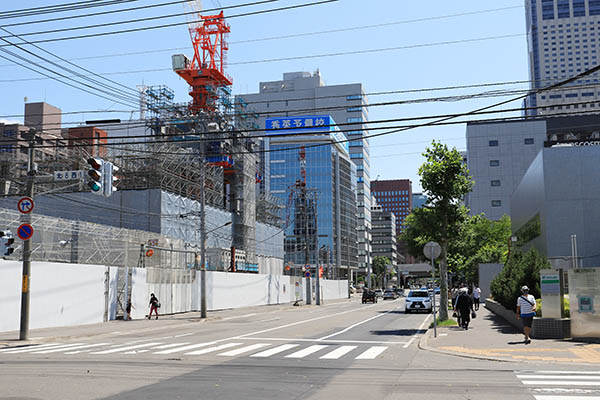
434;287;441;294
405;290;432;313
374;289;384;298
362;289;377;304
395;288;404;297
383;289;397;300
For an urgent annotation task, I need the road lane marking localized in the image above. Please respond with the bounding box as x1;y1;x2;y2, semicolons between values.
5;343;80;354
174;333;194;338
318;306;401;340
285;345;329;358
250;344;299;358
222;313;257;321
403;313;433;348
35;343;110;354
91;342;162;354
534;396;600;400
320;346;357;359
154;342;217;355
237;337;408;345
0;343;63;353
518;375;600;380
523;381;600;386
186;343;241;355
528;371;600;375
355;346;388;360
218;343;270;356
151;343;191;350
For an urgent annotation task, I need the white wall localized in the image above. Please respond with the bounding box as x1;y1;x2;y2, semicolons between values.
321;279;347;301
207;272;292;310
0;260;113;333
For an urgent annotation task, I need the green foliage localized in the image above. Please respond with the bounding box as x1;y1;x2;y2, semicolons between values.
372;256;391;287
490;248;548;311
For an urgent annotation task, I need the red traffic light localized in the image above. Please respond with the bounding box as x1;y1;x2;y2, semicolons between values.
87;157;102;170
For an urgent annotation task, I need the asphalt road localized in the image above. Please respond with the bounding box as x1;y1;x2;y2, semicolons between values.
0;296;594;400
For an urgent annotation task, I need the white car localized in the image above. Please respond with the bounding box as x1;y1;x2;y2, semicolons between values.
405;290;432;313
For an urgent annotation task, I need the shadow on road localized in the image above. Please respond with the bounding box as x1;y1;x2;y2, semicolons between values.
369;329;426;336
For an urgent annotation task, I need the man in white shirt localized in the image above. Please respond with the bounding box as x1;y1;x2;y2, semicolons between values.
473;286;481;311
516;285;536;344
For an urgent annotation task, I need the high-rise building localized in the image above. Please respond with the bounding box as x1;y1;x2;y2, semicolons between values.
371;203;397;268
525;0;600;116
237;71;372;276
371;179;412;236
266;115;358;278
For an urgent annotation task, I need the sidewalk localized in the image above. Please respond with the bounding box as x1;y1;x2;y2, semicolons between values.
420;304;600;365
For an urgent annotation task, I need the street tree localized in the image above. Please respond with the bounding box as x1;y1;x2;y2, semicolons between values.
403;141;473;320
372;256;391;288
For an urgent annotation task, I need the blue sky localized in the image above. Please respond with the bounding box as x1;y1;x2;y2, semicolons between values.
0;0;528;191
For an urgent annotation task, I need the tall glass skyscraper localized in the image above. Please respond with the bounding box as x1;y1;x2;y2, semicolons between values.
267;115;358;276
525;0;600;115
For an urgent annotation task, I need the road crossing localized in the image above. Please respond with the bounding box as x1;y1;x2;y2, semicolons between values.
0;340;391;361
516;370;600;400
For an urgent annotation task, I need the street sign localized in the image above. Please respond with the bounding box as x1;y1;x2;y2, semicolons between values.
54;170;85;181
17;223;34;241
17;197;34;214
145;249;154;257
423;241;441;260
305;271;311;278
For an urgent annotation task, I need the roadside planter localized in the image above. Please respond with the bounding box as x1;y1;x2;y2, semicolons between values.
485;298;571;339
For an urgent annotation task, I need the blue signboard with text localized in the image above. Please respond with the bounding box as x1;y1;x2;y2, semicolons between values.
265;115;335;134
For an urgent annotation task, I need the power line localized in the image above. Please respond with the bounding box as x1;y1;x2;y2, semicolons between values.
0;0;339;48
0;0;136;20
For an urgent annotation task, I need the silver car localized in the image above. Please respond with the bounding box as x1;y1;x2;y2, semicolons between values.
404;290;432;313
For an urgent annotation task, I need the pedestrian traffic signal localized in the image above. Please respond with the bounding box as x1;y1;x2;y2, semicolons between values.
0;230;15;256
87;157;104;195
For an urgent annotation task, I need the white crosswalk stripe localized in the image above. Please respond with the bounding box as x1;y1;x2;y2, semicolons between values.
91;342;162;355
0;340;395;362
355;346;388;360
250;344;299;358
285;345;329;359
185;343;242;355
516;370;600;400
218;343;270;357
320;345;357;360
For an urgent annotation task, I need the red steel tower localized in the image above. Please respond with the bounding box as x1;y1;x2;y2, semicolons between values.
174;11;232;114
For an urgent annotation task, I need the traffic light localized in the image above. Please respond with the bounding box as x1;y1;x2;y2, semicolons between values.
87;157;118;197
87;157;104;195
0;231;15;256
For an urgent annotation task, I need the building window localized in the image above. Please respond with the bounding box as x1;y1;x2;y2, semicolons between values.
347;117;363;123
491;200;502;207
490;160;500;167
524;138;535;145
489;140;499;147
347;106;362;112
491;180;501;187
346;94;362;101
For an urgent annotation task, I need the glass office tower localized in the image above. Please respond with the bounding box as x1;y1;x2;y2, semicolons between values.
267;115;358;275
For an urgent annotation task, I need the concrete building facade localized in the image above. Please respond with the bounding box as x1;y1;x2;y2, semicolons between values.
237;71;372;275
511;145;600;268
371;204;397;268
525;0;600;116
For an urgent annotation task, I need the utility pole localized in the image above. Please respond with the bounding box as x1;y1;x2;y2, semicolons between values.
199;147;207;318
347;237;351;299
19;130;36;340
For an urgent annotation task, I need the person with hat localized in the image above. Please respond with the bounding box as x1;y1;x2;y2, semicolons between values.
455;287;474;330
516;286;536;344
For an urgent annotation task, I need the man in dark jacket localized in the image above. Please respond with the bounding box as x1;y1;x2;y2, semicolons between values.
455;288;474;330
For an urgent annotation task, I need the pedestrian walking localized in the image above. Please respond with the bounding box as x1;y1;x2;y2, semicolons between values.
473;285;481;311
455;287;474;330
516;286;536;344
126;301;134;320
149;293;160;320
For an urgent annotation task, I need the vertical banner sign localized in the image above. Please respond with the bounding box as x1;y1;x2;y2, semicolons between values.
22;275;28;292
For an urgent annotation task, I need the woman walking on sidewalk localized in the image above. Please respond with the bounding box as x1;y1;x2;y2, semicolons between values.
148;293;160;320
455;288;474;330
516;286;536;344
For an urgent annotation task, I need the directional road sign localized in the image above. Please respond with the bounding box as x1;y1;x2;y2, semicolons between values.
17;197;34;214
305;271;311;278
17;223;34;241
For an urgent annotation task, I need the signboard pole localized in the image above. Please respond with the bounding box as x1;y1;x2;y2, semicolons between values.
19;131;35;340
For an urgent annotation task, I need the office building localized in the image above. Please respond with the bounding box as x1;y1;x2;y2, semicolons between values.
266;115;358;277
467;114;600;219
236;71;372;275
371;204;397;268
525;0;600;116
412;193;428;209
512;144;600;268
371;179;412;235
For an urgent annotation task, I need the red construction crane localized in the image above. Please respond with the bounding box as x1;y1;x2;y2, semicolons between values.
173;11;232;114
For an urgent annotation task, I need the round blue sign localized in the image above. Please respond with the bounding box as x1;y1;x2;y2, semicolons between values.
305;271;311;278
17;223;34;241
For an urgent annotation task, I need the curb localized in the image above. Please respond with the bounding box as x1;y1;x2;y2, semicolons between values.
418;326;600;367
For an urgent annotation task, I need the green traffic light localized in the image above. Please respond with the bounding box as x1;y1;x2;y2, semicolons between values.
88;181;101;192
